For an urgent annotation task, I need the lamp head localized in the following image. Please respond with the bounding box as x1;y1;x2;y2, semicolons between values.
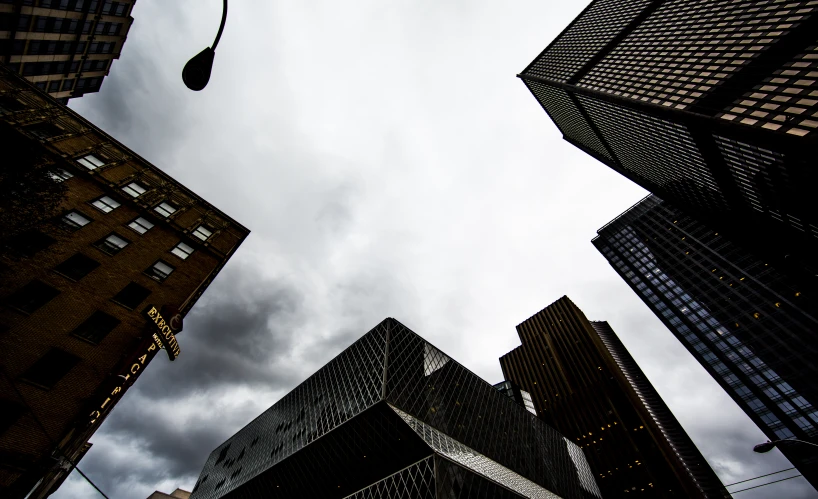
753;441;777;453
183;47;215;91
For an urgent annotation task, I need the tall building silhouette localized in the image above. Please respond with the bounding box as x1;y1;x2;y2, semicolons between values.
520;0;818;287
0;66;249;498
593;194;818;489
0;0;135;103
500;297;728;498
189;318;602;499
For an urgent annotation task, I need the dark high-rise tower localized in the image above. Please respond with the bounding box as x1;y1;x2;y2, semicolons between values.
189;318;602;499
0;0;135;103
500;297;728;499
593;194;818;489
520;0;818;287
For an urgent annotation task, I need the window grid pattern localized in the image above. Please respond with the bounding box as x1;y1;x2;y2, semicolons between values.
525;80;613;162
523;0;653;82
128;217;154;234
190;320;599;499
578;0;818;110
391;406;562;499
715;136;817;238
91;195;120;213
579;95;727;211
594;196;818;443
720;42;818;135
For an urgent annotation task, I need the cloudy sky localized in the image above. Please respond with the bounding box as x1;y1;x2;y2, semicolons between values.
54;1;812;497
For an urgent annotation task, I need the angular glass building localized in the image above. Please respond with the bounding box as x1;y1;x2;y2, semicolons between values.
520;0;818;290
500;297;728;499
593;195;818;489
189;318;602;499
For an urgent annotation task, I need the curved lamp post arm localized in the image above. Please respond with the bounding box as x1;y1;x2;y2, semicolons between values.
182;0;228;91
754;438;818;453
211;0;228;50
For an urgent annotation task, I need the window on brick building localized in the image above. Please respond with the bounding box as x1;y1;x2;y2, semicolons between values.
0;399;26;436
146;260;174;282
7;280;60;314
76;154;105;170
90;195;120;213
192;224;213;241
94;233;129;255
25;122;63;140
71;311;120;344
170;241;194;260
128;216;154;234
54;253;100;281
20;348;80;389
60;210;92;230
5;230;55;257
122;181;147;198
112;282;151;310
48;168;73;183
154;201;177;218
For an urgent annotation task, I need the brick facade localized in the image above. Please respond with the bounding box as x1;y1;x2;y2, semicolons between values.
0;66;249;498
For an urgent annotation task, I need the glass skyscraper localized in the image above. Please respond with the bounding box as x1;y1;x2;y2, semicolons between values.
593;194;818;489
189;318;602;499
520;0;818;291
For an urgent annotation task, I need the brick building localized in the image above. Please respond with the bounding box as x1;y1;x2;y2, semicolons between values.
0;65;249;498
1;0;136;103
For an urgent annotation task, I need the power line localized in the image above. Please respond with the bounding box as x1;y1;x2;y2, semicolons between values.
730;474;804;494
723;467;796;487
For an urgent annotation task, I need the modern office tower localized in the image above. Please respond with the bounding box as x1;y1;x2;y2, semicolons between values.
0;66;249;498
500;297;728;499
0;0;135;103
593;194;818;489
493;380;538;416
189;318;603;499
520;0;818;286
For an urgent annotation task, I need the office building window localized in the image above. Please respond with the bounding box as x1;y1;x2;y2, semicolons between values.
71;311;120;344
90;195;120;213
77;154;105;170
25;122;63;140
48;168;73;183
48;81;61;93
128;216;154;234
121;181;147;198
62;79;75;91
170;241;194;260
60;210;91;230
5;230;55;257
7;280;60;314
112;282;151;310
54;253;100;281
154;201;177;218
0;399;25;435
146;260;174;282
94;233;129;255
20;348;80;389
192;224;213;241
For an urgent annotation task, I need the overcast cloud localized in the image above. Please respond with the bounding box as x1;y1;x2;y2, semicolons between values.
53;1;813;497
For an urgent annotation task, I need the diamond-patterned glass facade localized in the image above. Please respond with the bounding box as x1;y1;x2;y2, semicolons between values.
190;319;601;499
593;195;818;488
520;0;818;286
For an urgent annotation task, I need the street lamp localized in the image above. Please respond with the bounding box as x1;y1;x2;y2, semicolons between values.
182;0;228;91
754;438;818;453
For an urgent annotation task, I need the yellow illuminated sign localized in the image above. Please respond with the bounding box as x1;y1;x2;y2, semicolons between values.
144;305;181;361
